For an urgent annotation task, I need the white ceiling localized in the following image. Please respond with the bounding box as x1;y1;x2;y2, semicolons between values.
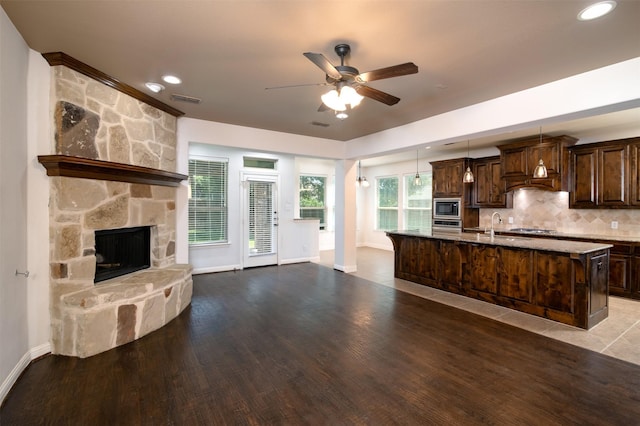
2;0;639;163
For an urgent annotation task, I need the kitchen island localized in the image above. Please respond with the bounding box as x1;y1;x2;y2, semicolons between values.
386;230;612;329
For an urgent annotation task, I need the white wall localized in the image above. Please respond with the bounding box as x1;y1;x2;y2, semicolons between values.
186;143;324;273
0;7;30;402
175;117;346;265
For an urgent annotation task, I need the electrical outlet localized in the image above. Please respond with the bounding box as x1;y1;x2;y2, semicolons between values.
611;221;618;229
508;216;514;224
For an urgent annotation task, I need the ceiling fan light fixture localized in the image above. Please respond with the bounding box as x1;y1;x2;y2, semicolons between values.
335;110;348;120
321;89;346;111
339;85;364;107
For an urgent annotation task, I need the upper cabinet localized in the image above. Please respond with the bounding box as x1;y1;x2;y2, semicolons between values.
471;156;512;208
569;137;640;209
498;135;577;192
431;158;466;198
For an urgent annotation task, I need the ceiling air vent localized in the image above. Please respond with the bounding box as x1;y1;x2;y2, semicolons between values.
170;93;201;104
311;121;330;127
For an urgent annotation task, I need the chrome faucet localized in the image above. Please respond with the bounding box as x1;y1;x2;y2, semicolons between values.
490;212;502;238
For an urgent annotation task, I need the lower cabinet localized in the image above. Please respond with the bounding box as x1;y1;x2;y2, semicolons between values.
465;244;498;294
387;232;609;329
497;247;533;303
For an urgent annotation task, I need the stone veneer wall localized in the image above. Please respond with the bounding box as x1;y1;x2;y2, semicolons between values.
48;65;191;357
480;189;640;236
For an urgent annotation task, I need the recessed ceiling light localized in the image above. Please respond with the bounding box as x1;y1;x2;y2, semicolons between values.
145;82;165;93
162;75;182;85
578;1;616;21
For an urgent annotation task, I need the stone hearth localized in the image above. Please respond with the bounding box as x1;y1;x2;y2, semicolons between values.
44;55;191;357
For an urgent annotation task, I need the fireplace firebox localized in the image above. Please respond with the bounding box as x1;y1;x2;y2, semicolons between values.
94;226;151;283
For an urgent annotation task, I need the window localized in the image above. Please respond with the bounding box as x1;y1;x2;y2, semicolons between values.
243;157;278;170
376;176;399;230
188;156;228;244
299;175;326;230
404;172;432;232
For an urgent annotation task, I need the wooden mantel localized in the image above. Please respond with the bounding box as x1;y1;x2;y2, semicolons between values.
38;155;188;187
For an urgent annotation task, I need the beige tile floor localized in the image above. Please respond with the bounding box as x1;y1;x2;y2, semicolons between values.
314;247;640;366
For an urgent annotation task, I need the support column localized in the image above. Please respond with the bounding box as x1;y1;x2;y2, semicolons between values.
334;159;357;273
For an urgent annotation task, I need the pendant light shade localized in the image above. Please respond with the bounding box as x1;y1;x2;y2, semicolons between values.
356;161;369;188
414;150;422;186
463;140;474;183
532;127;548;179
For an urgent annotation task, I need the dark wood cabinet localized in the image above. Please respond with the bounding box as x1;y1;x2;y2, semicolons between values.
387;231;610;329
471;156;512;208
630;140;640;206
569;137;640;209
497;247;533;303
440;240;463;290
496;230;640;300
498;135;577;192
570;147;597;208
430;158;479;229
465;244;497;294
432;158;465;198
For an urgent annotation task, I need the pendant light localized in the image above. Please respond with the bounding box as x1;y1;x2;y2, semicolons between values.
463;140;474;183
414;150;422;186
356;161;369;188
532;127;548;179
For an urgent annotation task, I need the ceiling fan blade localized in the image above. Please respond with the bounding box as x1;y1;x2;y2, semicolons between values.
317;103;330;112
356;62;418;83
303;52;342;80
355;85;401;106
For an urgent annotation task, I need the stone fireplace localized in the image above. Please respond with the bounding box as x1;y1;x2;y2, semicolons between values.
41;53;192;358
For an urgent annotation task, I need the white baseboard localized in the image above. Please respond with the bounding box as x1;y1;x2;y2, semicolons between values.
279;257;316;265
334;264;358;273
1;343;52;404
192;264;242;275
30;342;51;360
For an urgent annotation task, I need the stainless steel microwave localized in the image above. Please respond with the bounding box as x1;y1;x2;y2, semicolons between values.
433;198;461;220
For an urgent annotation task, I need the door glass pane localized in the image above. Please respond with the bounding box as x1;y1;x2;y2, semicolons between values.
249;181;274;255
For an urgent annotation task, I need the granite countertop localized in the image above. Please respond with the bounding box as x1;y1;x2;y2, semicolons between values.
387;230;612;254
465;227;640;244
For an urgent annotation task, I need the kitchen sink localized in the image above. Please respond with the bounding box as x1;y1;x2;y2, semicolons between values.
509;228;555;234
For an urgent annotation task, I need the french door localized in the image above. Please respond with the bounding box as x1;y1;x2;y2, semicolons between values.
243;173;278;268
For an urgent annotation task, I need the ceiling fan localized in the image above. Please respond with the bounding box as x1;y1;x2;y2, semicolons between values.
267;44;418;114
304;43;418;111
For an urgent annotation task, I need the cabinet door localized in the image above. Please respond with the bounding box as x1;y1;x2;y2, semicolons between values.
440;240;463;289
466;244;497;294
473;160;491;206
529;142;560;175
432;163;449;197
501;146;528;177
432;160;464;197
598;144;629;206
497;247;533;302
631;142;640;206
446;162;464;197
535;252;574;313
609;253;631;296
589;252;609;317
570;148;597;208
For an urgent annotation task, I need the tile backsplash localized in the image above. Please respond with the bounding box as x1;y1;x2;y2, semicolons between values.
479;189;640;237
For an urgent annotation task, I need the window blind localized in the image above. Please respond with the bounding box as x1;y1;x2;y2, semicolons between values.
248;181;273;255
188;157;228;244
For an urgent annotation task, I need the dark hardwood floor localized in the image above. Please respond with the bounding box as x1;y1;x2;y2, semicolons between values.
2;262;640;425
